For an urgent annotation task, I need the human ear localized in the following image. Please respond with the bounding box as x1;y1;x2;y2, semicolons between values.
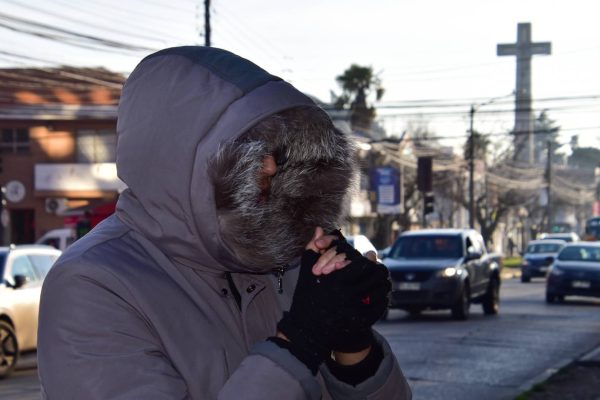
258;155;277;200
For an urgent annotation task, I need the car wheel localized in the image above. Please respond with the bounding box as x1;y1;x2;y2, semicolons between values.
451;284;470;320
546;292;557;304
0;321;19;379
521;274;530;283
482;278;500;315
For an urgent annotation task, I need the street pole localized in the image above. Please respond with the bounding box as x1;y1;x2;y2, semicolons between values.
469;105;475;229
546;140;552;231
204;0;211;47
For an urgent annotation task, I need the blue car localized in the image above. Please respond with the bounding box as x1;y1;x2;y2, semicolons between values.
521;240;566;283
546;242;600;303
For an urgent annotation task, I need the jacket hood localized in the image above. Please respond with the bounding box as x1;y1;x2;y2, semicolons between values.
115;46;317;272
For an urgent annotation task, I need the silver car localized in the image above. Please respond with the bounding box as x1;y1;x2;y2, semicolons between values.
0;245;61;378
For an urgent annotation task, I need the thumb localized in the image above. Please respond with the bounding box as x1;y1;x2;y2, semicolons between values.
365;250;378;262
305;226;324;252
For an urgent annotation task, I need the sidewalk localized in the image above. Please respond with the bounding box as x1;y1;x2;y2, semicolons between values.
501;267;521;280
515;343;600;400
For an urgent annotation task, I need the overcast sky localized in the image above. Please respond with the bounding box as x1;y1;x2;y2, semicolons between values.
1;0;599;150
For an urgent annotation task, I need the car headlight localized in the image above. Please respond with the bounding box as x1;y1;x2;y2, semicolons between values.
522;259;529;266
549;265;564;276
438;267;460;278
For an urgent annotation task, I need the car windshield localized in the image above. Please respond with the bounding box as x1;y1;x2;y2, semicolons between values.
526;243;564;254
389;235;462;259
558;246;600;262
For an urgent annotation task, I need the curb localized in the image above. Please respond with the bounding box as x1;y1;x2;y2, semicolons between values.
579;344;600;367
515;342;600;395
515;356;573;394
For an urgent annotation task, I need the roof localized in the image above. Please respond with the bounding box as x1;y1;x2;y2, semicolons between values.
528;239;567;245
563;241;600;248
0;244;61;252
0;67;124;120
400;228;478;236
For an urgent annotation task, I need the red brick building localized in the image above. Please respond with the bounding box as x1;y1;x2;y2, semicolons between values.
0;67;124;244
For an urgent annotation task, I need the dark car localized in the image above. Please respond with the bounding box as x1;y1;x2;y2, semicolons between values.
546;242;600;303
521;239;566;283
382;229;501;320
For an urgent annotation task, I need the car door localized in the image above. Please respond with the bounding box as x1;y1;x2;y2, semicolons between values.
466;234;486;296
474;233;492;290
5;254;42;351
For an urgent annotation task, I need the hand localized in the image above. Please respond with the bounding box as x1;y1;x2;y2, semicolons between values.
321;237;390;353
305;227;351;276
274;243;341;374
275;228;390;373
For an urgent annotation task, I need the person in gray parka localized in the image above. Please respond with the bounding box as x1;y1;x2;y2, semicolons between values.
38;46;412;400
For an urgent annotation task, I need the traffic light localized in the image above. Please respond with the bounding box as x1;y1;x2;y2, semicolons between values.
424;193;434;215
417;157;432;192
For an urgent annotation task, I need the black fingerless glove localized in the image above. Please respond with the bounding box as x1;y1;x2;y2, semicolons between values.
326;237;391;352
274;249;333;374
274;232;391;374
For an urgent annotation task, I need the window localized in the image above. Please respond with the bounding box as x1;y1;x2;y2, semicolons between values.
29;254;58;279
390;236;462;259
77;129;116;163
1;128;29;154
10;255;38;284
468;234;485;254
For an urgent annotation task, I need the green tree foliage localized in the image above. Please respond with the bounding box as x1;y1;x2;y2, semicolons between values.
463;131;491;162
568;147;600;170
534;111;561;164
334;64;384;131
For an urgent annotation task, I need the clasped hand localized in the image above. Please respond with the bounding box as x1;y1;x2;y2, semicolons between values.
276;227;391;372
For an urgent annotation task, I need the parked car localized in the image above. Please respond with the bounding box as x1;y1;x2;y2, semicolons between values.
521;239;566;283
35;228;76;251
546;242;600;303
0;245;61;378
378;246;392;259
382;229;501;320
539;232;580;243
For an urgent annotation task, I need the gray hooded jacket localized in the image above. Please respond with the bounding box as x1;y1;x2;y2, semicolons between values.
38;47;411;400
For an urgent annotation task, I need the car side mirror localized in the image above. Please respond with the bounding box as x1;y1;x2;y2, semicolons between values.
466;247;483;260
11;274;28;289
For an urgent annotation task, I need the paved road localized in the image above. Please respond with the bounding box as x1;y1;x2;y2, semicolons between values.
0;353;39;400
378;278;600;400
1;278;599;400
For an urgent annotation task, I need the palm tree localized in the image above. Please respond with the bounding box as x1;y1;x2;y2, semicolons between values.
334;64;384;131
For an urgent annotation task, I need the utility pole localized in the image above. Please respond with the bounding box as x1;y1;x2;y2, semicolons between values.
497;23;551;164
469;105;475;229
545;140;552;231
204;0;211;47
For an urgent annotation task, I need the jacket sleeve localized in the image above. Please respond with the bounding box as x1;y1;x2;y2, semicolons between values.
38;264;190;400
220;332;412;400
218;341;321;400
320;331;412;400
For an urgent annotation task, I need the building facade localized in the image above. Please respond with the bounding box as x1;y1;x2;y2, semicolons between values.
0;68;124;244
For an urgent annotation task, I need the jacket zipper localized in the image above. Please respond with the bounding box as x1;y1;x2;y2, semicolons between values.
225;272;242;310
273;266;286;294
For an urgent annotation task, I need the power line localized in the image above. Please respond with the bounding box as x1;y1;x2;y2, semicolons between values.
0;0;176;45
0;11;157;52
48;0;190;44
